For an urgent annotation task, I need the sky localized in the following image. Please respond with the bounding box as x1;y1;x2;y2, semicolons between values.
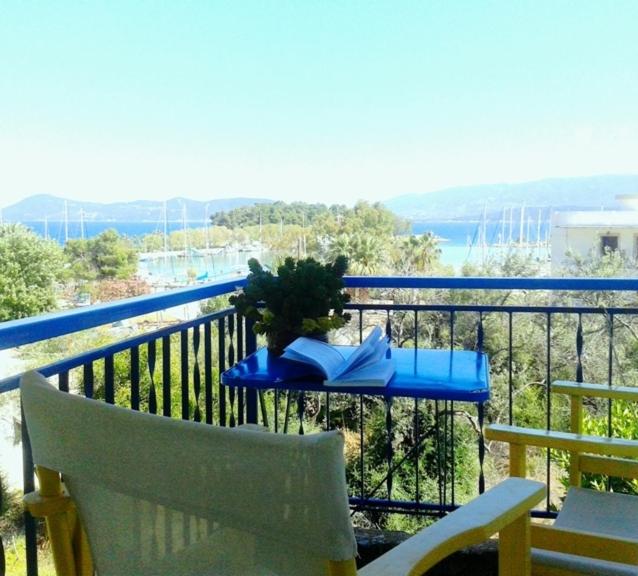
1;1;637;209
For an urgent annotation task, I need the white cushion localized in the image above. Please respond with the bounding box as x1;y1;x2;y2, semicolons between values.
533;488;638;576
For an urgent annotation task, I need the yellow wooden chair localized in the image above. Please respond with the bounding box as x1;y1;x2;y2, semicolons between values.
486;380;638;576
21;371;544;576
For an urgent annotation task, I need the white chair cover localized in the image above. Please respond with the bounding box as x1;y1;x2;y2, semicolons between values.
21;371;357;576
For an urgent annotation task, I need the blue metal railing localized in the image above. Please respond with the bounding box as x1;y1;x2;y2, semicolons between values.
2;275;638;576
0;278;247;353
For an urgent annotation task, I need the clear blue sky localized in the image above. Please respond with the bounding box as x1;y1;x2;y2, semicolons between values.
1;1;636;208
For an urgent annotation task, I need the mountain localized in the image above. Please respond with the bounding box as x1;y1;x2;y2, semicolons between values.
1;195;273;223
383;175;638;221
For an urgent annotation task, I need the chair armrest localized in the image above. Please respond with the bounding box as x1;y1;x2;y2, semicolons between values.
23;490;73;518
486;424;638;458
532;524;638;565
359;478;545;576
552;381;638;402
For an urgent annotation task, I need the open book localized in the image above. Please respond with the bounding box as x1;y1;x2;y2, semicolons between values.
281;326;395;387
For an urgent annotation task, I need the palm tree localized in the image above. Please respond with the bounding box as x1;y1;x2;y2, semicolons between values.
349;233;385;275
328;233;386;275
397;233;441;274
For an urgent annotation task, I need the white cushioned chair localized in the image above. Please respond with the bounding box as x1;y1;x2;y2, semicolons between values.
21;370;544;576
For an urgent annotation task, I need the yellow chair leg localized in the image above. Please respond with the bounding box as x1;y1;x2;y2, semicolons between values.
499;511;532;576
36;466;78;576
69;506;94;576
328;558;358;576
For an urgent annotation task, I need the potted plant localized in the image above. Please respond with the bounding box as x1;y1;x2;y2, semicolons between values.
229;256;351;355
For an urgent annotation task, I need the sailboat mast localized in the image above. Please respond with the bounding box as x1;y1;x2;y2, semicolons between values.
163;201;168;252
162;200;169;268
508;207;513;244
182;203;188;258
205;203;210;251
481;204;487;263
519;205;525;245
500;207;506;245
536;209;542;247
546;209;552;257
259;209;263;247
64;200;69;243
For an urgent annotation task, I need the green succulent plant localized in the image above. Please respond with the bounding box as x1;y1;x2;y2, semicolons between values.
229;256;351;352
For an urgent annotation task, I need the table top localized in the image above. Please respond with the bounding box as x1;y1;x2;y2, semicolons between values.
222;346;490;402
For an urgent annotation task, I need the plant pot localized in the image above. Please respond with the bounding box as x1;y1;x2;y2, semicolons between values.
267;331;328;356
267;331;297;356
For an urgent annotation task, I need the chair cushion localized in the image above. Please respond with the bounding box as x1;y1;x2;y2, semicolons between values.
555;487;638;539
533;488;638;576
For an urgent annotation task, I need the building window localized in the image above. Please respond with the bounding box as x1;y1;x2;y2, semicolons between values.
600;234;619;255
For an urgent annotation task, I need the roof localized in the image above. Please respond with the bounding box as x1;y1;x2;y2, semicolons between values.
553;211;638;229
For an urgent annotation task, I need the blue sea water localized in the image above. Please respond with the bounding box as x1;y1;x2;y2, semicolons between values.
411;220;551;268
18;219;551;274
19;220;263;283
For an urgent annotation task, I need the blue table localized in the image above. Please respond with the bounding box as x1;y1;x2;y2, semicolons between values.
222;347;490;402
222;346;490;506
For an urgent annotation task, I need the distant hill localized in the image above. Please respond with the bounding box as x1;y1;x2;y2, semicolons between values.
383;175;638;221
1;195;272;223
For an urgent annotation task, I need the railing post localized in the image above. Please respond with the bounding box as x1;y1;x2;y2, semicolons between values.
0;485;4;576
245;318;258;424
21;406;38;576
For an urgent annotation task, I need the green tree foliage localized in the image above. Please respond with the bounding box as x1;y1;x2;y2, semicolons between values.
211;201;344;229
0;472;23;536
551;400;638;496
0;224;65;321
391;233;443;275
140;226;234;252
65;229;137;280
328;233;387;275
316;201;410;273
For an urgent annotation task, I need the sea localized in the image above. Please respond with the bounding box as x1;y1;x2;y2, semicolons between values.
18;219;551;279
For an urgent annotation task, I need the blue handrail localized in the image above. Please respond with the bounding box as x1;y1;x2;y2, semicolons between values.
2;275;637;351
0;277;246;350
343;276;638;290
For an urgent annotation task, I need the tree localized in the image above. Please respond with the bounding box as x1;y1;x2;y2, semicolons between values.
393;233;442;274
65;229;137;281
329;233;387;275
210;201;342;229
0;224;65;321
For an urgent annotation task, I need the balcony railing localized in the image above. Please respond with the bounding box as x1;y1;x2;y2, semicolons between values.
2;275;638;576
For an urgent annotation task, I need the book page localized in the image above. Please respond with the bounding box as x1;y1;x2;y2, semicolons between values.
281;337;346;379
332;326;383;380
346;334;389;372
326;356;395;387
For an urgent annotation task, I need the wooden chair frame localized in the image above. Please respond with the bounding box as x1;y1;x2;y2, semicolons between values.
25;466;545;576
486;380;638;575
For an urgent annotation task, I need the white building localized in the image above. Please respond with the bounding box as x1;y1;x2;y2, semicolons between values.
551;195;638;272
